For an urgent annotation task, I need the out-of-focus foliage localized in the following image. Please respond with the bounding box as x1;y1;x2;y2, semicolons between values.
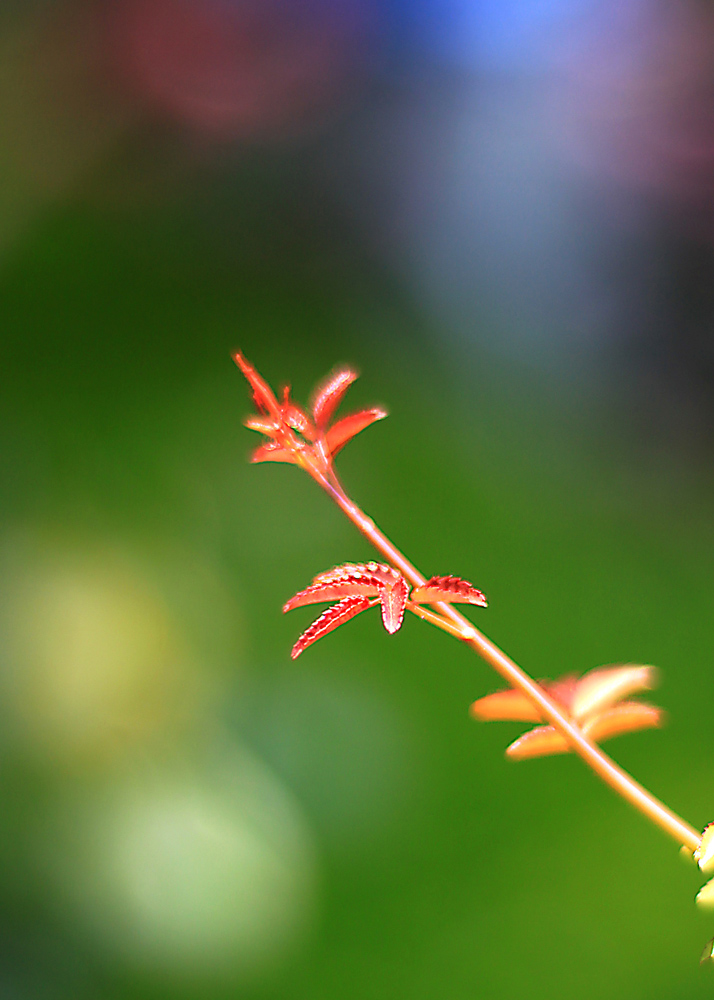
2;2;714;998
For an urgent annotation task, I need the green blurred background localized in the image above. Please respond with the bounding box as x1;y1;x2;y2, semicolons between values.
4;2;714;997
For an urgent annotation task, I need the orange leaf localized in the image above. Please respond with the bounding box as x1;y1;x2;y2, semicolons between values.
291;595;375;659
325;408;388;456
411;575;487;607
311;367;358;429
571;665;658;722
506;726;570;760
505;702;664;761
582;702;664;742
469;689;543;723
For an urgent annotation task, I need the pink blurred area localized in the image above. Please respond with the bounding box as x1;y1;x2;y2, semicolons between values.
104;0;375;138
559;4;714;215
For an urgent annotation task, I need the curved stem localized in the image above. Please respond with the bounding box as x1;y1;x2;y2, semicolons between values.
322;473;700;851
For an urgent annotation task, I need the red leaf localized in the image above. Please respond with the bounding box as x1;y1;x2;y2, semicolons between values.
379;576;409;634
313;562;402;589
233;352;281;420
244;415;277;435
251;442;296;464
325;408;388;456
291;595;375;659
411;575;487;607
283;580;380;612
311;367;358;429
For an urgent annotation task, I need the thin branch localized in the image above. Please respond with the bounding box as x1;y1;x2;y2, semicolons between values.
235;352;701;852
323;475;700;851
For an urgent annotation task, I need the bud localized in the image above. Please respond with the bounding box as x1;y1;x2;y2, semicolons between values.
694;823;714;874
696;878;714;910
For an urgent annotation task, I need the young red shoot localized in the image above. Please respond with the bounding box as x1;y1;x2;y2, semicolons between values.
235;352;703;861
234;352;387;484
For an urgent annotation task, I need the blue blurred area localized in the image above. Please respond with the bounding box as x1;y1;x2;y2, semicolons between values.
389;0;589;70
2;1;714;998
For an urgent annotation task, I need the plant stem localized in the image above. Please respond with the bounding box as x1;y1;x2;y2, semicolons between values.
405;601;476;640
322;473;700;851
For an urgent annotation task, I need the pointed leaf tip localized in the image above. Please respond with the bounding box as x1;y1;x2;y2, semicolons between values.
283;579;380;612
411;576;487;607
244;415;277;435
469;689;543;723
379;576;409;634
506;726;570;760
311;367;359;429
290;595;375;658
233;351;281;419
581;702;664;743
325;408;388;456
